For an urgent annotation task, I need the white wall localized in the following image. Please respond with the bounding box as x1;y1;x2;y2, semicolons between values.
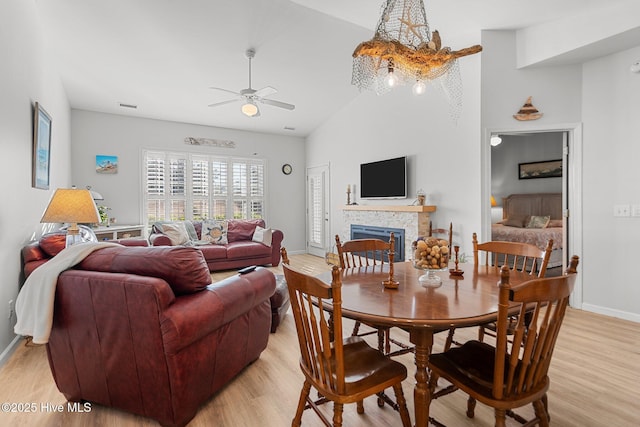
482;31;640;322
581;45;640;319
0;0;71;361
491;133;563;202
306;50;482;257
70;110;307;252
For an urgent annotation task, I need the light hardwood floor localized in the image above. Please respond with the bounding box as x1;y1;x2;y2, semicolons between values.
1;254;639;426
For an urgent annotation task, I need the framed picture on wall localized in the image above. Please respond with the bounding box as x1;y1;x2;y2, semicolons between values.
518;159;562;180
32;102;52;190
96;155;118;174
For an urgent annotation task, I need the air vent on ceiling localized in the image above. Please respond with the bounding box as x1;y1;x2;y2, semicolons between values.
118;103;138;109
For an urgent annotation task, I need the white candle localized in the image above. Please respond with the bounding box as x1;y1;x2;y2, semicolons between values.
347;184;351;192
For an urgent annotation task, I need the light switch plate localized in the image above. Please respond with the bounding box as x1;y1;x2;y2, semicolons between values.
632;204;640;217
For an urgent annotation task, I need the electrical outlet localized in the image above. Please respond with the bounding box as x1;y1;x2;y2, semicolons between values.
613;204;631;217
8;299;14;320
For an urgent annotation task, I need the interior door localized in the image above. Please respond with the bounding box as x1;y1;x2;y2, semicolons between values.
307;164;330;257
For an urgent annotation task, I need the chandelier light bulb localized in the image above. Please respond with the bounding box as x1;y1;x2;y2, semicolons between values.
412;80;426;95
384;69;398;88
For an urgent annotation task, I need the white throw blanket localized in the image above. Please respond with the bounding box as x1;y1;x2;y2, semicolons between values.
14;241;121;344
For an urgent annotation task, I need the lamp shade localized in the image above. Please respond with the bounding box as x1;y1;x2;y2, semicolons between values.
41;188;100;225
491;195;497;207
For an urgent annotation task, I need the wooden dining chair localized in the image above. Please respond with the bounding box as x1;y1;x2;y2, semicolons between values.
472;232;554;277
428;256;579;427
473;232;555;343
428;221;453;253
334;233;412;358
282;261;412;427
443;233;554;350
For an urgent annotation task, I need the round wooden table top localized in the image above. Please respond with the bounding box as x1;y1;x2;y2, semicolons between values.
318;262;530;330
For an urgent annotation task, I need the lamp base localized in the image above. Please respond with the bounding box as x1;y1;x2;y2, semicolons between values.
65;233;83;247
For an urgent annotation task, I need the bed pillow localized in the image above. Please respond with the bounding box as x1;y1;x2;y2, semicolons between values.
527;215;551;229
201;220;228;244
501;214;529;228
546;219;563;228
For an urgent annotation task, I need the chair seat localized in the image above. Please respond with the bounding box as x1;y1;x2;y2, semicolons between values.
431;337;548;408
341;337;407;396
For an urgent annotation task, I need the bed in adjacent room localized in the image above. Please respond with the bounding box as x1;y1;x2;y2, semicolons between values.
492;193;564;268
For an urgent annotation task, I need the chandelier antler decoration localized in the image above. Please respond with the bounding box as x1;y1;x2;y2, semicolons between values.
352;0;482;120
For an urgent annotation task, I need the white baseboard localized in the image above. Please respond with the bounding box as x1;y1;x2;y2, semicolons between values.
581;303;640;323
0;335;23;369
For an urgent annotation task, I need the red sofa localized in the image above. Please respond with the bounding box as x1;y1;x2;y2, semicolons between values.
45;245;276;427
149;219;283;272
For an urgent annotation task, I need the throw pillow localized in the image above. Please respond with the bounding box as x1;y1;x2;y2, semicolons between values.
502;214;529;228
39;233;67;257
252;225;273;247
161;222;190;245
183;221;199;241
546;219;563;228
201;220;228;244
527;215;551;229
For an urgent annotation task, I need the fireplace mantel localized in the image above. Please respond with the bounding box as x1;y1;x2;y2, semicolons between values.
342;205;436;213
341;205;437;260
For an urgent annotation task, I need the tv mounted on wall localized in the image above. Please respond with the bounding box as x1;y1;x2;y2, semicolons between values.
360;156;407;199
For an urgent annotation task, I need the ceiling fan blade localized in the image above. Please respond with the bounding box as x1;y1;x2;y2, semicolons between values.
208;99;240;108
260;98;295;110
209;87;241;96
254;86;277;98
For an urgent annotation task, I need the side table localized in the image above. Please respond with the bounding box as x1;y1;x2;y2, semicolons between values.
93;225;146;241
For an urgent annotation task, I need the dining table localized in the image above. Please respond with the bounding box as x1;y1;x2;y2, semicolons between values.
317;261;532;427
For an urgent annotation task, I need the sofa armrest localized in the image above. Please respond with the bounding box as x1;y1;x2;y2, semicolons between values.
270;229;284;266
161;267;276;353
149;233;172;246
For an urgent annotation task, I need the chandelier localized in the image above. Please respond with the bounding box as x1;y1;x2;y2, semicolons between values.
352;0;482;119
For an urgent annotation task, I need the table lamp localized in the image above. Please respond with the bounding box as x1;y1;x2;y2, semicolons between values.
40;188;100;247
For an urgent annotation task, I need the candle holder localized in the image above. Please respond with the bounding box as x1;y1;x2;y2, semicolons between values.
382;235;399;289
449;245;464;276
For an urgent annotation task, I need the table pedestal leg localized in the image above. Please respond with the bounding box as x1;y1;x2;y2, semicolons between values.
410;329;434;427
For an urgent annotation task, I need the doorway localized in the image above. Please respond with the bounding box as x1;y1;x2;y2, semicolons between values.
306;164;330;257
482;124;583;308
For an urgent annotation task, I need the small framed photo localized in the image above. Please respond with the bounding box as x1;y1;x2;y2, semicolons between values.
96;155;118;174
32;102;52;189
518;159;562;180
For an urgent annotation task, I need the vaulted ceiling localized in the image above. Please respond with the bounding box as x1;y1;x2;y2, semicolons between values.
36;0;638;137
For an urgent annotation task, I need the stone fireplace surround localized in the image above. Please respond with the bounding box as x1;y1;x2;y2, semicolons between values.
341;205;436;262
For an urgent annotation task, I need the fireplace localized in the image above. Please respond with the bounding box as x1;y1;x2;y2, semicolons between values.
350;225;405;261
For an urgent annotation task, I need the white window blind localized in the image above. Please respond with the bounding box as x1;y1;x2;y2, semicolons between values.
142;150;266;225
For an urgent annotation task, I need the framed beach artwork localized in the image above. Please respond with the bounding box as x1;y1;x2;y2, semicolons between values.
96;155;118;174
32;102;52;189
518;159;562;180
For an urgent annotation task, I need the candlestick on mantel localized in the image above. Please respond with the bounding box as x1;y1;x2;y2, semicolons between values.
346;185;351;205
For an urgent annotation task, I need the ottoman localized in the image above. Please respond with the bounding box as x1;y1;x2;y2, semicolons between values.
270;275;290;332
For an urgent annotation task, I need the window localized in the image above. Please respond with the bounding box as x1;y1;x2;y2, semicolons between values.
143;150;266;224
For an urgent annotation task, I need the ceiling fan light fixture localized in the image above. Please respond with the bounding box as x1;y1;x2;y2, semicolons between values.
241;101;259;117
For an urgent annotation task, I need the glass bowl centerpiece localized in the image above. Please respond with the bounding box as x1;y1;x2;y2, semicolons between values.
412;237;450;287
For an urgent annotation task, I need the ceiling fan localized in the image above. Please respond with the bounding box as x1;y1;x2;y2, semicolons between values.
208;48;295;117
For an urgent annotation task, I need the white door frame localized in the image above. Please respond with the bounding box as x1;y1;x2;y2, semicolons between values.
482;122;583;308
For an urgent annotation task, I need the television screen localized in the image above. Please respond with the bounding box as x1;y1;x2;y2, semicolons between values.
360;156;407;199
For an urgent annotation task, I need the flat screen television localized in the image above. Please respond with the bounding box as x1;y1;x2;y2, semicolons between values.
360;156;407;199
